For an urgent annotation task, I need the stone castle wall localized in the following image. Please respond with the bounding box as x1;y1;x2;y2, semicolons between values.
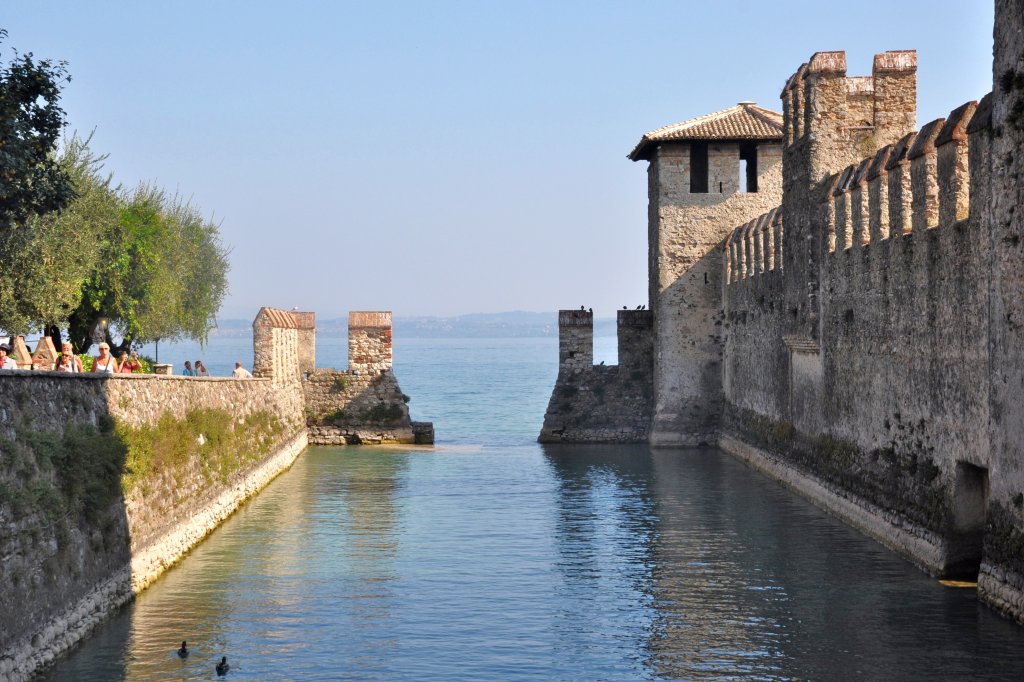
0;306;431;680
544;5;1024;624
0;308;308;681
303;310;430;445
539;310;654;443
647;142;783;447
718;38;1024;624
304;369;415;444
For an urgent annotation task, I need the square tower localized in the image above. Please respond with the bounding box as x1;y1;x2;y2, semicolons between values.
629;102;784;446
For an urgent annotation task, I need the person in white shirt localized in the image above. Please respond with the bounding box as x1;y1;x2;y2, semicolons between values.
0;344;18;369
93;342;117;373
233;361;252;379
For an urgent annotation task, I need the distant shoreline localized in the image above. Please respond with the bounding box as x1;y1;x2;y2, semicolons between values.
207;312;620;339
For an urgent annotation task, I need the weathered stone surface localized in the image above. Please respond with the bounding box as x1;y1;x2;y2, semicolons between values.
549;16;1024;625
540;310;653;443
0;306;431;680
0;342;307;681
303;368;415;445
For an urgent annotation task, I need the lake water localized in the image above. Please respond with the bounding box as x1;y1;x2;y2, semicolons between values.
40;336;1024;680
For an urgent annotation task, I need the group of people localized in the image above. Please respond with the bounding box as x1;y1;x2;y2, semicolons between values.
181;360;210;377
61;342;143;373
0;337;254;378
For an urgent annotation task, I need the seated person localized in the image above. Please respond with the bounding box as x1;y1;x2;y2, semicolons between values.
232;361;252;378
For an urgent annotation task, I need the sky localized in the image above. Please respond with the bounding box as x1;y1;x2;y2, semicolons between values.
3;1;996;320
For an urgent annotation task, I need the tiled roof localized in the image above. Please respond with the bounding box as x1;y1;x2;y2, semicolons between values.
256;307;300;329
629;102;784;161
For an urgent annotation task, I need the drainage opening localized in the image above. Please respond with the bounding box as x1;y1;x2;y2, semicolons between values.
946;461;989;580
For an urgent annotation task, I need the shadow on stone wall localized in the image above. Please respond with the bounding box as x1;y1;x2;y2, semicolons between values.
0;371;307;681
0;380;131;679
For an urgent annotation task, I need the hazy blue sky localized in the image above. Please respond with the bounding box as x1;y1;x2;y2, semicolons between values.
5;1;995;319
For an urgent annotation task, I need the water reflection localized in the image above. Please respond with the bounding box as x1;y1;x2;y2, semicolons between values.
543;445;658;678
42;445;1024;681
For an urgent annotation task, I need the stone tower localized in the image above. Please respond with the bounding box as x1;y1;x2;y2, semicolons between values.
629;102;784;446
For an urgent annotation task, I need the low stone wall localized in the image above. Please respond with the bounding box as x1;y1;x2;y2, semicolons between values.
539;365;652;443
303;368;416;444
539;310;654;443
0;370;306;682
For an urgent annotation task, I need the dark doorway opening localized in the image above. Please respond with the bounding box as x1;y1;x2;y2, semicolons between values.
946;461;989;580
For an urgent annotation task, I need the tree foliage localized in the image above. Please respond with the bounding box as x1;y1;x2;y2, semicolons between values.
0;29;75;230
66;183;231;352
0;134;117;334
0;31;230;350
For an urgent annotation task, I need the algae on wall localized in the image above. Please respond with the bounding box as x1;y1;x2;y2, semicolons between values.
0;417;131;658
0;397;293;662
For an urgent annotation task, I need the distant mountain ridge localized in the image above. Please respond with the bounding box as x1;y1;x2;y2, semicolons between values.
209;311;618;338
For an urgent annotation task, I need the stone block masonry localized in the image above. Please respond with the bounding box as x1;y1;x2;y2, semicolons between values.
0;338;307;680
304;311;428;445
539;310;653;443
719;39;1024;624
0;307;431;681
547;0;1024;627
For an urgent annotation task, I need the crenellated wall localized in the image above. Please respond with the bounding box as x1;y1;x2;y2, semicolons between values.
539;309;654;443
1;306;432;680
717;38;1024;625
302;311;430;445
982;0;1024;625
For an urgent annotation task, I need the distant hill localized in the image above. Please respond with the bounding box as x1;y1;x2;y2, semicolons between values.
209;311;618;338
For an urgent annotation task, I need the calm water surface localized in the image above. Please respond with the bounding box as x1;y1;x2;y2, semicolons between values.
42;337;1024;680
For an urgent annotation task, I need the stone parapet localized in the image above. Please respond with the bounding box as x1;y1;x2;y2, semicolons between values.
348;311;393;373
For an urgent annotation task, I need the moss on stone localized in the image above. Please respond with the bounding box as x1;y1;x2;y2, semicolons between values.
118;408;285;493
724;404;952;535
985;501;1024;576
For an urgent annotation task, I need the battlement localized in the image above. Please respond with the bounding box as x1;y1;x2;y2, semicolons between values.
725;207;783;284
541;309;654;443
824;99;980;254
553;309;655;373
783;50;917;150
348;311;393;373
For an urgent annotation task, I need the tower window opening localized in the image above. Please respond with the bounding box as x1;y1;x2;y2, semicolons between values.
690;142;709;194
740;143;759;193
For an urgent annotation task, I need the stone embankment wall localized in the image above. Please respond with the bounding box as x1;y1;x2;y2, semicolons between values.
303;311;432;445
539;310;653;443
718;37;1024;624
0;307;308;681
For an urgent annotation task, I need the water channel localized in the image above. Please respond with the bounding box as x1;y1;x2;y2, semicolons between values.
40;337;1024;680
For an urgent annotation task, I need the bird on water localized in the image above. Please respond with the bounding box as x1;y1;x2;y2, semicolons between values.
216;656;230;675
177;641;188;658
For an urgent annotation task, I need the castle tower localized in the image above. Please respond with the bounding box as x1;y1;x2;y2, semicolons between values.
629;102;784;446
